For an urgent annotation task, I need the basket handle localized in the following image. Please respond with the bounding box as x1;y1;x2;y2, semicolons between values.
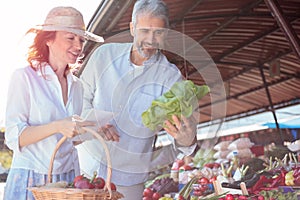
47;127;113;197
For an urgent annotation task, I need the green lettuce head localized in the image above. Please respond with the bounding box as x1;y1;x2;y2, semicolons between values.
141;80;210;131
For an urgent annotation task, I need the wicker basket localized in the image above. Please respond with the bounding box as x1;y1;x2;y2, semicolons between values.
29;127;124;200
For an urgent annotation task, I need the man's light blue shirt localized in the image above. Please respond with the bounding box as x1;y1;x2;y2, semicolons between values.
80;43;195;186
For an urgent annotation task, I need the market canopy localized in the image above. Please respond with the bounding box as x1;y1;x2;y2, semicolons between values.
80;0;300;137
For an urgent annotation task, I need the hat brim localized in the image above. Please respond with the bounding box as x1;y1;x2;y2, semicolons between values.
34;25;104;43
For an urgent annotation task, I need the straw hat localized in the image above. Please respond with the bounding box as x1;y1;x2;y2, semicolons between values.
33;6;104;43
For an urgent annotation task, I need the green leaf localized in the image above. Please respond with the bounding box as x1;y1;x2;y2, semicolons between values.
141;80;210;131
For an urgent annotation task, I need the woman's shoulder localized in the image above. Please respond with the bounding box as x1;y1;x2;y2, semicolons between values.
10;65;34;78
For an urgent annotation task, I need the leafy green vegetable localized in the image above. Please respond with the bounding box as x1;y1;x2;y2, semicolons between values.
141;80;210;131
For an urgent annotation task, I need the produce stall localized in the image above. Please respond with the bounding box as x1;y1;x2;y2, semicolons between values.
142;137;300;200
1;1;299;200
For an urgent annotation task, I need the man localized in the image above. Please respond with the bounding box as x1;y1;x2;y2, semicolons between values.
80;0;198;199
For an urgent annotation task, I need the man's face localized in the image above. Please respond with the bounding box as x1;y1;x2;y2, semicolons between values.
130;14;167;59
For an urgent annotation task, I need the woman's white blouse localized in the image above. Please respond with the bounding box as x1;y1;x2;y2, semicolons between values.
5;64;83;175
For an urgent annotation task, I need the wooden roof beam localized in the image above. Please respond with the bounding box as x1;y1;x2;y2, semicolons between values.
182;0;264;56
170;0;205;29
264;0;300;60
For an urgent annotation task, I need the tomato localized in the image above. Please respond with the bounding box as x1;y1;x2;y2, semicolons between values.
257;196;265;200
143;188;153;197
93;177;105;189
198;177;209;185
152;192;161;200
225;194;234;200
198;184;208;192
238;195;248;200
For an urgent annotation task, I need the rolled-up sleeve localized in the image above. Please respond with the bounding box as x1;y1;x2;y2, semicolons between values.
80;48;103;118
5;69;30;153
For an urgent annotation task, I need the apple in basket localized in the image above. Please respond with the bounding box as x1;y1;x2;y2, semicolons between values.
73;173;117;190
73;174;85;184
110;182;117;191
74;178;95;189
73;174;94;189
92;177;105;189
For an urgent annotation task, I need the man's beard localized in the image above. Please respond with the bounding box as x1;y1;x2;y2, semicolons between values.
137;42;159;59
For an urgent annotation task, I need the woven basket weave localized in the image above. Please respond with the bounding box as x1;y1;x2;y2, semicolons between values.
29;127;124;200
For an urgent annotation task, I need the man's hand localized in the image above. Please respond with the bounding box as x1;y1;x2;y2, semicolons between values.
164;114;197;147
98;124;120;142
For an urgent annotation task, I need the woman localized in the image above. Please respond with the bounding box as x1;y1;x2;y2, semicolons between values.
3;6;103;199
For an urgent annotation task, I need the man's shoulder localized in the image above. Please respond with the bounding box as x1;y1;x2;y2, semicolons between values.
159;53;181;72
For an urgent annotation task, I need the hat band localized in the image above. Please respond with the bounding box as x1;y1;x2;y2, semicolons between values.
44;15;85;30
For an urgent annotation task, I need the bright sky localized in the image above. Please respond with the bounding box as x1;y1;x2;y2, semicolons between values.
0;0;100;126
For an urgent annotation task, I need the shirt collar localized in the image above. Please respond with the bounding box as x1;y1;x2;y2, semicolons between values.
35;62;77;83
36;62;55;77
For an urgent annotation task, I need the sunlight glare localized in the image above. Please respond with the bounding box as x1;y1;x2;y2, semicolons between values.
0;0;100;126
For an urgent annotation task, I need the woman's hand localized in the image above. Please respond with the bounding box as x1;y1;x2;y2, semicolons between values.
164;114;197;147
97;124;120;142
19;115;96;147
57;115;95;138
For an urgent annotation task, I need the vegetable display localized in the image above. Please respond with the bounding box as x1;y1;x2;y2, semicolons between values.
143;176;178;199
141;80;210;131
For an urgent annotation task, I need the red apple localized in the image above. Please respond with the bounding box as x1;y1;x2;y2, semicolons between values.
74;179;95;189
110;182;117;191
73;174;85;185
93;177;105;189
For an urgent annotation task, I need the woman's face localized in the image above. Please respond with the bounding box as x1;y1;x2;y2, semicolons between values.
130;14;167;59
47;31;85;67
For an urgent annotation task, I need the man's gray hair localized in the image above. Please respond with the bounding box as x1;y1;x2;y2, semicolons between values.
132;0;169;27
